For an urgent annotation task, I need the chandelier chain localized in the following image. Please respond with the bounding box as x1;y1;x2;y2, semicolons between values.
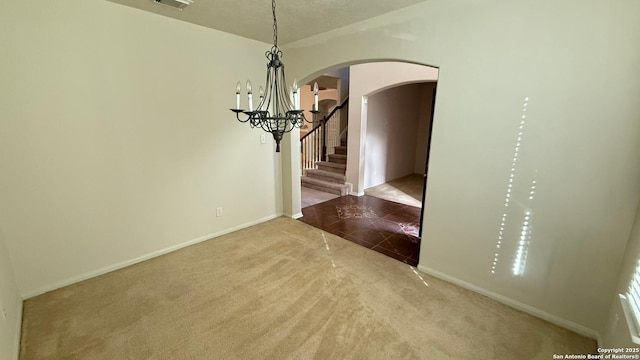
272;0;278;48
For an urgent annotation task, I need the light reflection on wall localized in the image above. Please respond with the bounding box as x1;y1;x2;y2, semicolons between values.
513;210;532;276
491;97;529;275
512;176;538;276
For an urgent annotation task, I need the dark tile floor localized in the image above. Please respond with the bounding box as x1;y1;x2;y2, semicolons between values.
299;195;422;266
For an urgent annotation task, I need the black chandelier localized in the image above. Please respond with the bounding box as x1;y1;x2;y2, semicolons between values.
231;0;318;152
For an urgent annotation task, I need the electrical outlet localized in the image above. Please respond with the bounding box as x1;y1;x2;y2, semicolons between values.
260;134;266;144
216;207;223;217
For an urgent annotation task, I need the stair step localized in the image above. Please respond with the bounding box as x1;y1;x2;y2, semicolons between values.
301;176;352;196
334;146;347;155
305;169;346;184
317;161;346;174
328;153;347;164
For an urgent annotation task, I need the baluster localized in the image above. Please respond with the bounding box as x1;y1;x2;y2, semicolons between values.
302;137;306;173
317;129;320;164
308;135;312;169
312;131;316;166
308;136;311;169
315;131;319;166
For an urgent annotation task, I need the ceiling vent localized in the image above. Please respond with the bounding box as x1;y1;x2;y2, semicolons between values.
153;0;194;10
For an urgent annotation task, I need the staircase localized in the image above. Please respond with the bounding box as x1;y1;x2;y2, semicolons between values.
300;97;350;196
301;145;352;195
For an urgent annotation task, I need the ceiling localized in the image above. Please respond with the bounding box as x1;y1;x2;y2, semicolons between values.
105;0;429;45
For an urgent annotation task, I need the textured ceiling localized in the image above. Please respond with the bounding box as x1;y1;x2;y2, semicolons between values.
105;0;429;45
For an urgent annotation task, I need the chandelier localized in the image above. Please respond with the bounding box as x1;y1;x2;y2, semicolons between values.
231;0;319;152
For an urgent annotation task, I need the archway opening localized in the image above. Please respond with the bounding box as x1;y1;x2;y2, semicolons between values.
292;60;439;266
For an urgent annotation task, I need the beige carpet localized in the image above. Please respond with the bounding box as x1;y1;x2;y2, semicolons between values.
20;217;595;359
365;174;424;208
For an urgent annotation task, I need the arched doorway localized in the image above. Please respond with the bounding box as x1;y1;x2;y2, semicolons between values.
290;61;439;266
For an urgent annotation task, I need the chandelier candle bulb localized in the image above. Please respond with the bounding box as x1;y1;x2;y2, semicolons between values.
246;80;253;111
235;81;241;109
313;82;319;111
293;79;300;110
259;85;264;102
289;86;294;108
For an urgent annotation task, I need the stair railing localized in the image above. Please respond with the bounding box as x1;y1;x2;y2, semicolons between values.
300;97;349;173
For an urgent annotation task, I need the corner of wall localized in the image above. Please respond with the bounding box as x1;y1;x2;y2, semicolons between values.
0;226;23;360
13;300;23;360
417;264;600;341
22;213;281;299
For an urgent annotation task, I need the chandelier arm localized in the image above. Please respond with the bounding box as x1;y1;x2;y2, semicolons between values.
263;68;275;118
231;109;252;123
256;65;271;112
276;68;292;115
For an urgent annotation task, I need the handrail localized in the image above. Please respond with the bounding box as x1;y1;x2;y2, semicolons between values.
300;96;349;142
300;96;349;174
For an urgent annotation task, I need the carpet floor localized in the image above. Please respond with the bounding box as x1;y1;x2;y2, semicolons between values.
20;217;596;359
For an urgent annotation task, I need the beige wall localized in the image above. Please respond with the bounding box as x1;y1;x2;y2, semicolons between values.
0;0;281;297
325;67;351;103
283;0;640;337
364;84;422;188
323;67;351;134
0;227;21;360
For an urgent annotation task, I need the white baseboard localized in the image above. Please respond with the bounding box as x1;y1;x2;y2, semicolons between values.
417;264;601;341
23;214;281;299
291;212;303;219
350;191;365;196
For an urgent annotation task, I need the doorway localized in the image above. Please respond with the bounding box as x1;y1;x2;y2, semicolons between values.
361;82;437;239
293;61;439;266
